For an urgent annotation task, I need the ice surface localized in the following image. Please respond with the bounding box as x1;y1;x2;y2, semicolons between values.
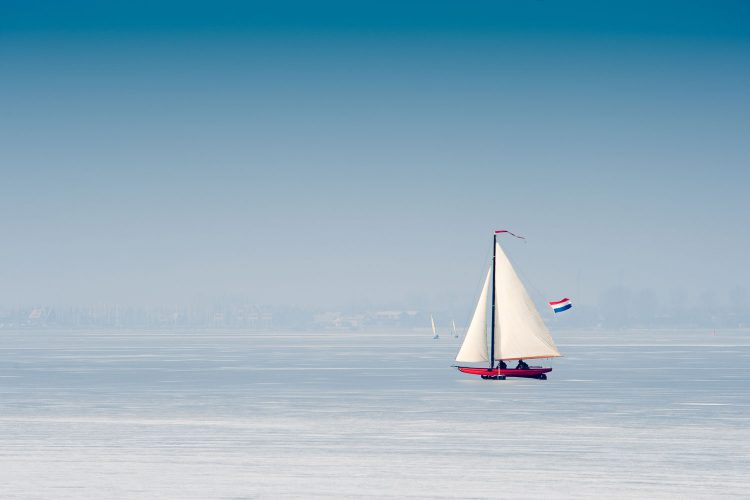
1;328;749;499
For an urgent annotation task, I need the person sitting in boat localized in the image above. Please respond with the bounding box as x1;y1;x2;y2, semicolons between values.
498;360;507;369
515;359;529;370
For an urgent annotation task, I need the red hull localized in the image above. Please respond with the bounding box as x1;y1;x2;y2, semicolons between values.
457;366;552;379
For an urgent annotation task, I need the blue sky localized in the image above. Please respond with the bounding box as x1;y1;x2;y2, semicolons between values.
3;1;749;37
1;1;749;311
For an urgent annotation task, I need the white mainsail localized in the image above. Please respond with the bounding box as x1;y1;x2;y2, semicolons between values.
431;315;439;339
455;268;491;362
493;242;561;360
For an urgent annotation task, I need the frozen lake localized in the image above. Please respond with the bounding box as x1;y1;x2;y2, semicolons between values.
1;328;749;499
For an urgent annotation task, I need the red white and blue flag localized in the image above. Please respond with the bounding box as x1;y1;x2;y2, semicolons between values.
549;298;572;313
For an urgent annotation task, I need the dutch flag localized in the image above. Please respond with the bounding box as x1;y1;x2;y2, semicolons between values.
549;298;572;313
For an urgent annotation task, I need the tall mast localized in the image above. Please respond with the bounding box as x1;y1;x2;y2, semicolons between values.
489;233;497;369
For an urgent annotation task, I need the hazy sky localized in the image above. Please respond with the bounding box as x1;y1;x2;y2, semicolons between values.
2;1;749;310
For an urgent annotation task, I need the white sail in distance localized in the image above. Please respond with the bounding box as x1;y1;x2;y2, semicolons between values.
455;268;491;362
493;242;561;360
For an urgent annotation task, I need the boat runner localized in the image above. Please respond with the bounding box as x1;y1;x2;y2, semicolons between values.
454;230;561;380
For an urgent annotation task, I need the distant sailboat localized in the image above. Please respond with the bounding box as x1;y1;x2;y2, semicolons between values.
431;315;439;339
454;231;561;380
451;320;459;339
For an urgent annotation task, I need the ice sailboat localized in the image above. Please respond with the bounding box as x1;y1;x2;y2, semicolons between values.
454;231;561;380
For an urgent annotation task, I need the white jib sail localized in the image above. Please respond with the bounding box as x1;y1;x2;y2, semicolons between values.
455;268;491;362
493;242;561;360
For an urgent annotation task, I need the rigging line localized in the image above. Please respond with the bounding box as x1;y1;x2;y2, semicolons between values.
508;257;563;355
454;241;493;357
459;245;492;334
516;264;552;313
499;237;561;332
